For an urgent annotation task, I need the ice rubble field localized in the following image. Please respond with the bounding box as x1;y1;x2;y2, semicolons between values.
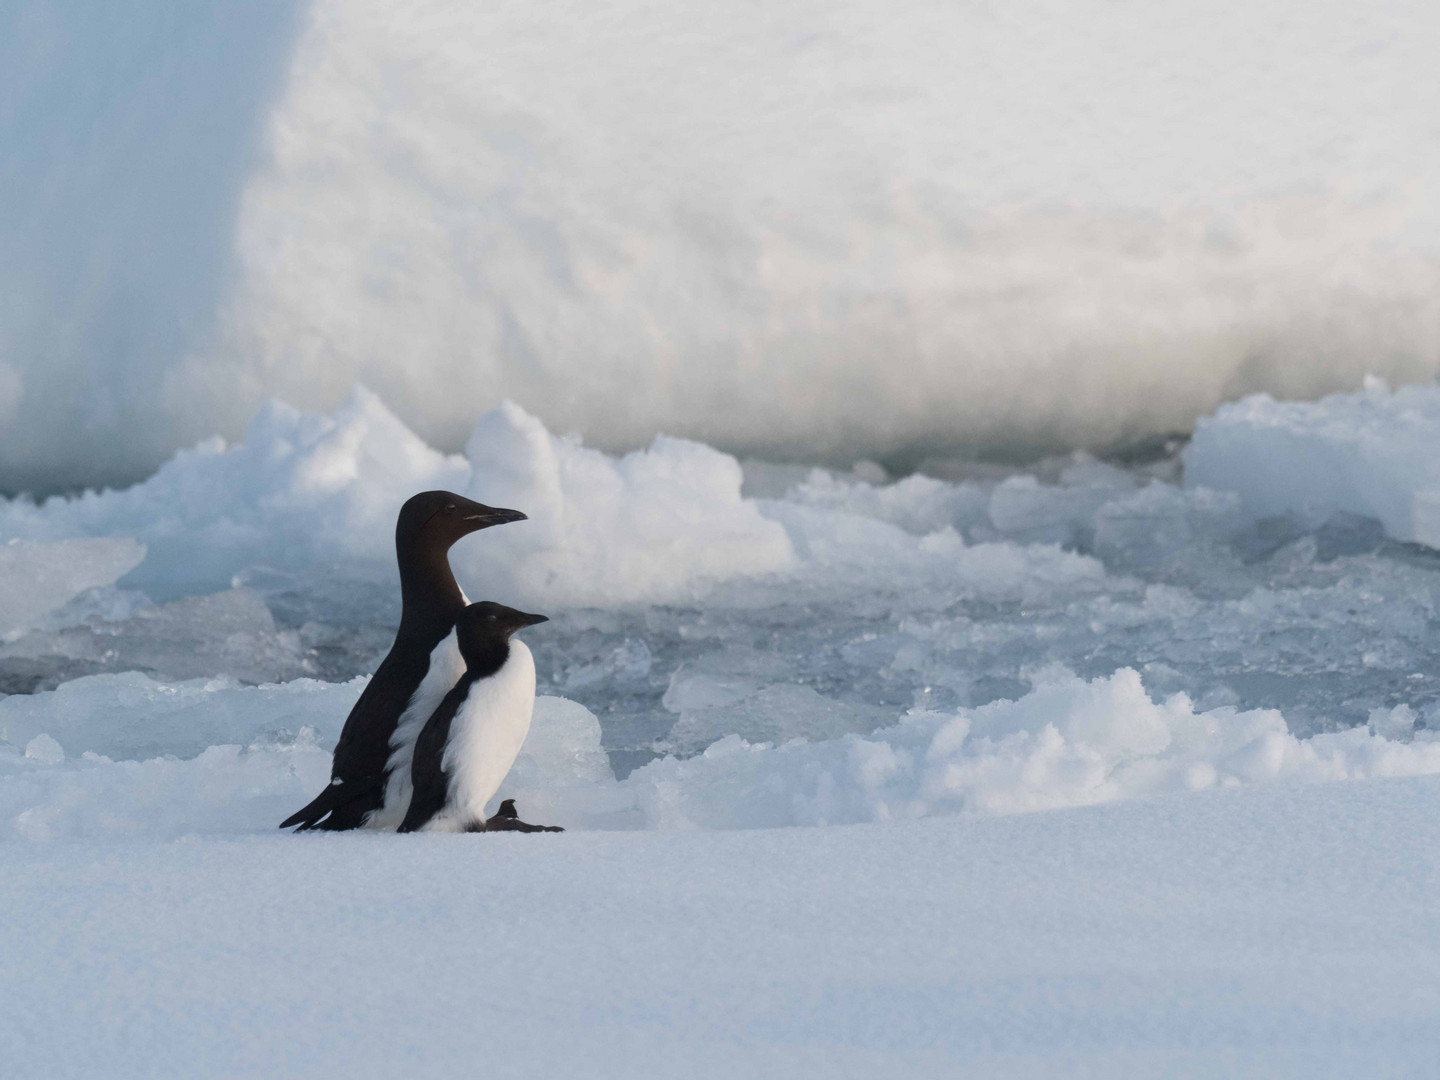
7;380;1440;1072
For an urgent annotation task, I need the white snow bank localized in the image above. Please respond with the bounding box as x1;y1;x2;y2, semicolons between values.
0;390;792;606
12;4;1440;494
1185;377;1440;546
8;666;1440;842
0;537;145;639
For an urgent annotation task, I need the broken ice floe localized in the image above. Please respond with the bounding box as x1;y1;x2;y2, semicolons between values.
0;537;145;640
1186;376;1440;547
7;385;1440;764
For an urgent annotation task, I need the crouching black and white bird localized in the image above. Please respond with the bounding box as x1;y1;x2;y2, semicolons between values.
280;491;526;832
399;601;564;834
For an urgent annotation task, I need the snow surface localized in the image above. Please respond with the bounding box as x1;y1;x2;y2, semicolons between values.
4;778;1440;1077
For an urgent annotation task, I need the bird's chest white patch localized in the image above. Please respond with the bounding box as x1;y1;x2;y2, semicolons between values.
362;628;466;829
427;639;536;830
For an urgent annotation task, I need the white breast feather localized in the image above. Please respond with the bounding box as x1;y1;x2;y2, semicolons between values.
361;628;466;829
422;639;536;832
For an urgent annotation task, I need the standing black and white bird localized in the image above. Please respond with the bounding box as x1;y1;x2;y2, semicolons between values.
399;601;563;833
280;492;527;831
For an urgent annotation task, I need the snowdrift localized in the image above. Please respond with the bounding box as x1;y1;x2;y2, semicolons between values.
7;2;1440;491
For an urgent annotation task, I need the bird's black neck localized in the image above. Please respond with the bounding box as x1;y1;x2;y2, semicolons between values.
396;540;466;644
460;639;511;681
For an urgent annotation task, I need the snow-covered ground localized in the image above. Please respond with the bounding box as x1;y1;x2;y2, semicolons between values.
4;382;1440;1072
4;778;1439;1077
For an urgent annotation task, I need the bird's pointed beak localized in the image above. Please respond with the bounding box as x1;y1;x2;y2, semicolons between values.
462;505;528;528
517;612;549;627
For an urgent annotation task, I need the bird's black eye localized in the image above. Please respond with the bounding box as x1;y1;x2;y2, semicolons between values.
487;613;497;621
444;503;457;514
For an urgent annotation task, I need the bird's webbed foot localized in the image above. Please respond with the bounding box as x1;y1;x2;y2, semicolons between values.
482;798;565;833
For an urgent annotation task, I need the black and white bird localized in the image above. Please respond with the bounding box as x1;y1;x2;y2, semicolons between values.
399;601;563;833
280;491;526;831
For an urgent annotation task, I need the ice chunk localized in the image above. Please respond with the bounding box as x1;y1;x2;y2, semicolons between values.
757;499;1105;604
1369;704;1417;741
0;671;363;763
786;469;991;537
664;682;886;756
492;696;635;830
23;734;64;765
1091;481;1245;573
0;538;145;639
987;470;1131;543
458;401;794;606
1185;380;1440;548
0;588;315;689
560;638;652;693
507;697;615;788
662;669;760;714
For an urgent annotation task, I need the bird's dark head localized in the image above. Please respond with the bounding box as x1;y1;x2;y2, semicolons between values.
455;601;549;665
395;491;527;554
